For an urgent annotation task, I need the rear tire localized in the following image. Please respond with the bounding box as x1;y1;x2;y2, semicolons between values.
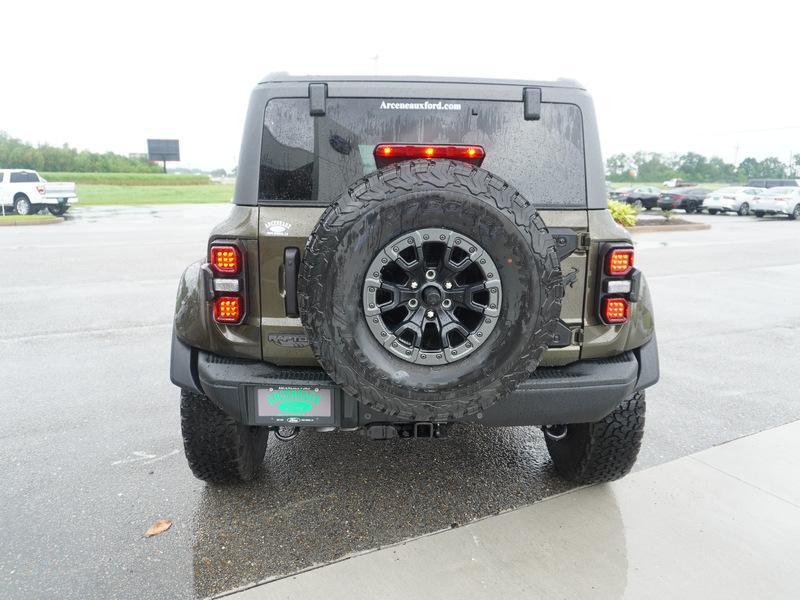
737;202;750;216
180;390;268;483
754;211;765;218
789;204;800;221
48;205;69;216
708;209;719;215
545;391;646;484
685;202;696;214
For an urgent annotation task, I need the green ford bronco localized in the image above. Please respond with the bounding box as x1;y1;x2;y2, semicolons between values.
170;74;659;484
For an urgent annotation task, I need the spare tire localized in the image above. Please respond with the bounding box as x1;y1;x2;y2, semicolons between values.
298;159;563;421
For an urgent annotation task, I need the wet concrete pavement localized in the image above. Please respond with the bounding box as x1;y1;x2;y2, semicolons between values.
1;205;798;598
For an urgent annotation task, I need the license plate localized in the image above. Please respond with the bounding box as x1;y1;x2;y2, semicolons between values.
257;386;333;418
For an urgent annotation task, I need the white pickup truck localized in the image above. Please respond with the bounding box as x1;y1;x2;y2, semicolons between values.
0;169;78;216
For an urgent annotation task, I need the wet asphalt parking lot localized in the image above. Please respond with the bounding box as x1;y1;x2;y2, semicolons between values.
1;205;799;599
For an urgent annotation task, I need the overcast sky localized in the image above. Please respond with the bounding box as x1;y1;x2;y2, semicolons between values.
2;0;798;170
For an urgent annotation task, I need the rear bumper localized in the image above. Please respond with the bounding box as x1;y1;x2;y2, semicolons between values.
40;196;78;205
170;331;659;427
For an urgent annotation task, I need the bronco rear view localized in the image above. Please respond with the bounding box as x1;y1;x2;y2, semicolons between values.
170;74;659;484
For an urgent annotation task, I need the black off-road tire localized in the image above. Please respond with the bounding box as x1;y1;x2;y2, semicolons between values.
180;390;268;483
299;159;563;421
545;391;646;484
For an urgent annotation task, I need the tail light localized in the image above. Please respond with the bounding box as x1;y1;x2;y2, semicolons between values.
374;144;485;168
36;185;46;195
213;296;242;323
606;248;634;276
598;245;636;325
602;297;630;324
210;245;240;274
208;241;245;324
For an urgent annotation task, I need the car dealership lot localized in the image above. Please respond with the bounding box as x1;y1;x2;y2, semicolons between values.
1;205;799;599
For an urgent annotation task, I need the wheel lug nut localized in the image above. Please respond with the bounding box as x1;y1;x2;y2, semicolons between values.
426;310;435;319
425;269;436;281
442;299;452;309
444;281;452;289
408;298;419;309
410;281;419;289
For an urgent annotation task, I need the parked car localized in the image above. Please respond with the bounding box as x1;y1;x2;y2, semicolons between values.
609;185;635;201
702;186;763;216
625;186;662;210
662;178;695;188
750;187;800;219
747;178;798;189
657;187;710;213
0;169;78;216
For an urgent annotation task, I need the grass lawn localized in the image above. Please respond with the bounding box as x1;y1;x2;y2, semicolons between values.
76;183;234;205
41;172;211;186
0;214;61;224
0;214;56;221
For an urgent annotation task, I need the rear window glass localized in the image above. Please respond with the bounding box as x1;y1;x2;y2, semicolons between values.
259;98;586;208
10;172;38;183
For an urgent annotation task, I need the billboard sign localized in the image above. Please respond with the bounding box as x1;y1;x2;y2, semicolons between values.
147;139;180;162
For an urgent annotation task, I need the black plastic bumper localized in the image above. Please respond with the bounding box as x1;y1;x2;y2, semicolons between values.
170;332;659;427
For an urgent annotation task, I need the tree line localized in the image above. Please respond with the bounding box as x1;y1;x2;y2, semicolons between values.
607;151;799;183
0;132;161;173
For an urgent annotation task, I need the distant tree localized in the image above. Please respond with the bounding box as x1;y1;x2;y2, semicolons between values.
0;131;161;173
677;152;708;181
737;156;788;180
637;152;678;182
759;157;788;178
605;153;632;181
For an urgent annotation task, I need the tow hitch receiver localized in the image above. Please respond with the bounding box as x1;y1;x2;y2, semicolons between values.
366;423;448;440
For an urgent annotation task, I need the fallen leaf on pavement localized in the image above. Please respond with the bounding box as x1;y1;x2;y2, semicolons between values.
145;519;172;537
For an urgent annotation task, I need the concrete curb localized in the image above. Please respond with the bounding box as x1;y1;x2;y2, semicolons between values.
626;223;711;233
0;216;64;227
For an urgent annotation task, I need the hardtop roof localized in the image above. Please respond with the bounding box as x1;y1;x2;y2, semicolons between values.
258;72;584;90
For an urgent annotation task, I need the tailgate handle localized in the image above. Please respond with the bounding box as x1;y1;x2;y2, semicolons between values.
283;248;301;318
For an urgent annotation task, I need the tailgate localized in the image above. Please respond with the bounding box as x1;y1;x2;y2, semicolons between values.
44;182;76;198
257;95;590;367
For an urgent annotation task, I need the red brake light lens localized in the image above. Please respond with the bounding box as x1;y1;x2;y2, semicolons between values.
213;296;242;323
606;248;634;276
603;297;630;324
36;185;46;195
374;144;485;167
210;245;240;274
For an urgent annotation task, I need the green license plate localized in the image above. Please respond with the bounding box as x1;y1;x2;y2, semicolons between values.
257;386;333;418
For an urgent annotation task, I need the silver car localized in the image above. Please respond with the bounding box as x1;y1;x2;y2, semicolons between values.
703;186;764;216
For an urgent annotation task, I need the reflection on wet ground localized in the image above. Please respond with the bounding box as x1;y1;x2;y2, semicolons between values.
191;425;572;596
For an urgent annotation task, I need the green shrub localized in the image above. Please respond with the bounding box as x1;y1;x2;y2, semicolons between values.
607;200;638;228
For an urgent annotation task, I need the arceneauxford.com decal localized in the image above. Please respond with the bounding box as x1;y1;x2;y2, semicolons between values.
380;100;462;111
